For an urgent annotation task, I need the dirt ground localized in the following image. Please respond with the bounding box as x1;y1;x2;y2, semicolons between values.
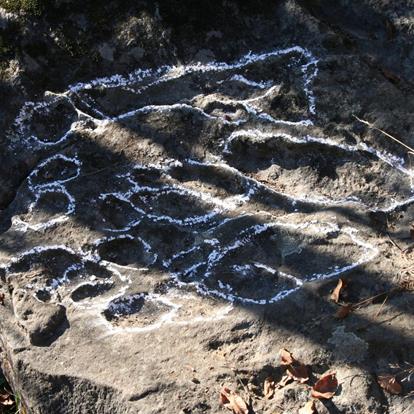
0;1;414;413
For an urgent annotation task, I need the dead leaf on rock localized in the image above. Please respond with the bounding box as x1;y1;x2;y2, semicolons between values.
331;278;346;303
335;304;353;319
263;377;275;399
276;374;293;389
299;400;317;414
287;363;309;384
219;387;250;414
311;372;338;399
377;374;402;395
381;68;401;84
280;348;295;365
0;392;14;406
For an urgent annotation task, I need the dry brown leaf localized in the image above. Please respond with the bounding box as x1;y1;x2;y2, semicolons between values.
377;374;402;395
382;68;401;84
263;377;275;399
331;279;346;303
299;400;317;414
0;392;14;406
311;372;338;399
286;362;309;384
335;304;353;319
385;19;396;40
275;374;293;389
280;348;295;365
219;387;250;414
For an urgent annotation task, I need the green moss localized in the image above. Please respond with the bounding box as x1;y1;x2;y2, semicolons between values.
0;0;49;16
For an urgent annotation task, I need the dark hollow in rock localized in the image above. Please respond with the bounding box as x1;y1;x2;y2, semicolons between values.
7;263;55;290
98;194;141;230
224;133;413;207
103;294;173;328
71;281;114;302
34;289;52;303
129;165;164;186
8;248;81;279
12;289;68;346
83;261;113;279
130;189;217;222
96;237;155;266
26;190;72;224
204;265;296;302
133;221;195;262
168;162;249;199
29;156;79;188
22;98;77;143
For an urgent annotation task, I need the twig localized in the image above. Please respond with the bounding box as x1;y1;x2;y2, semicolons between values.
375;295;388;318
353;288;398;309
356;312;404;332
386;232;403;252
221;365;255;401
340;373;370;387
78;162;128;179
353;115;414;154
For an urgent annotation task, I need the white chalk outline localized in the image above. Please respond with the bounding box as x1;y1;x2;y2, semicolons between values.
7;45;411;334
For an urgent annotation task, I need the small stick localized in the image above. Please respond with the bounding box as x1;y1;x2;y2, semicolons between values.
375;295;388;317
386;232;403;252
353;115;414;154
78;162;127;178
221;365;255;401
353;288;398;309
357;312;404;332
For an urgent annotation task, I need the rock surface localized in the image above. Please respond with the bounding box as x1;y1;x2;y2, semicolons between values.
0;1;414;413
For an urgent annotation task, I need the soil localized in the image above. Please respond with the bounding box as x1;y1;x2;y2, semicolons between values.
0;1;414;413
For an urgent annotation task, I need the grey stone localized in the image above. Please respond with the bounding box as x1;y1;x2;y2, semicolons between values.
98;43;115;61
193;49;216;63
22;53;40;73
328;326;368;363
129;47;145;61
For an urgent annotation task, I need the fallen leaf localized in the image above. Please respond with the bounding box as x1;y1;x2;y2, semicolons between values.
286;362;309;384
299;400;317;414
219;387;249;414
311;372;338;399
263;377;275;399
275;374;293;389
331;279;346;303
382;68;401;84
377;374;402;395
0;392;14;406
335;304;353;319
280;348;295;365
385;19;396;40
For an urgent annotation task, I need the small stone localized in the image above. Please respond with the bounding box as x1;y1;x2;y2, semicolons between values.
23;53;40;72
98;43;115;61
129;46;145;61
193;49;215;63
328;326;368;362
